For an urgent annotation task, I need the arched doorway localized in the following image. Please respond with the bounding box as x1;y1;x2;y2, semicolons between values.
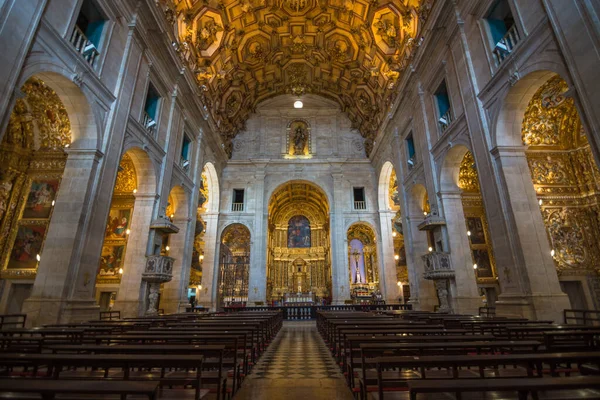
0;77;72;314
347;223;379;301
457;150;498;305
266;181;331;305
194;162;219;308
94;153;137;310
520;76;600;309
217;223;250;308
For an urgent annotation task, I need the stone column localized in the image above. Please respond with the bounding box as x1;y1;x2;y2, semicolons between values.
247;164;267;304
405;214;438;311
112;194;156;318
330;169;348;304
439;191;481;314
199;212;219;309
491;147;570;321
378;210;401;303
160;216;191;314
21;149;103;327
0;0;47;136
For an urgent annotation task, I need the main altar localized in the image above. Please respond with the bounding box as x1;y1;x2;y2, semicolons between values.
266;182;332;303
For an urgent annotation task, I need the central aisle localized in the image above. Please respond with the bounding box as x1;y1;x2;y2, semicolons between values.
234;321;354;399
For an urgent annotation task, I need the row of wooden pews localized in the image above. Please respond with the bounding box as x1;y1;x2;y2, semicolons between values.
0;310;282;399
318;310;600;400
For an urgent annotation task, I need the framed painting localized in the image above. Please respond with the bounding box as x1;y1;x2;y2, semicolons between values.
104;208;132;240
287;215;311;248
7;224;47;269
98;245;125;276
466;216;486;245
473;249;494;278
22;180;60;219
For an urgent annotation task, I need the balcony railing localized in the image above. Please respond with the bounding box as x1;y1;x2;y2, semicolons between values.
421;251;454;280
179;157;190;174
232;202;244;212
70;25;100;69
143;111;157;137
354;201;366;210
438;109;453;132
492;24;521;67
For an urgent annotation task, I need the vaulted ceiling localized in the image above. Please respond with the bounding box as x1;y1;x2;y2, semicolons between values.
158;0;434;157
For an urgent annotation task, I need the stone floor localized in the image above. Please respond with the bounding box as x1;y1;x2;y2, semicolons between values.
233;321;354;400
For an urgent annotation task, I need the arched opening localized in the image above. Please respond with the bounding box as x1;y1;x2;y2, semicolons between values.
266;181;331;305
347;223;380;301
0;77;72;313
455;148;499;305
189;162;220;307
217;223;251;308
160;185;190;314
519;75;600;309
378;161;409;302
102;147;157;316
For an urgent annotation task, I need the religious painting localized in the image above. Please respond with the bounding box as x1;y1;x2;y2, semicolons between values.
7;224;46;269
472;249;494;278
287;215;311;248
98;245;125;276
466;216;486;245
104;208;132;239
22;180;59;219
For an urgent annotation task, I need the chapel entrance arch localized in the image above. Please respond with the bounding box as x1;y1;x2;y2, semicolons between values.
266;181;331;305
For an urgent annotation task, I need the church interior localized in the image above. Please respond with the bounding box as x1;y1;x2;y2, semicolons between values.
0;0;600;398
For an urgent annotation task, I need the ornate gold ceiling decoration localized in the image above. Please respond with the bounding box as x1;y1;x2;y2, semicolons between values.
113;154;137;194
522;76;583;148
268;181;329;226
458;151;480;193
158;0;432;157
347;222;376;245
221;223;251;252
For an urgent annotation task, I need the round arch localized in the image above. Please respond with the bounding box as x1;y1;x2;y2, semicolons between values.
202;162;219;213
439;144;471;192
168;185;190;219
378;161;397;210
122;146;157;196
15;69;101;151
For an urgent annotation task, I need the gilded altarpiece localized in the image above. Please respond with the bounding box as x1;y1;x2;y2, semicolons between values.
218;224;250;306
267;213;331;301
458;151;497;284
347;223;380;295
389;170;408;291
522;76;600;307
96;155;136;284
0;77;71;280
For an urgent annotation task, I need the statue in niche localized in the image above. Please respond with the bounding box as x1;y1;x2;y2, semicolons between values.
292;125;307;156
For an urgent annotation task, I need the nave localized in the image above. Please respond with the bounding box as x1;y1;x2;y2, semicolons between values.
0;308;600;399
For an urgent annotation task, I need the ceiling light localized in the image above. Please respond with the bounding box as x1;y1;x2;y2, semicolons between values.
294;100;303;109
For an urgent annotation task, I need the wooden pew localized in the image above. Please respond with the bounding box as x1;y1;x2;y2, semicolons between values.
405;376;600;400
0;379;161;399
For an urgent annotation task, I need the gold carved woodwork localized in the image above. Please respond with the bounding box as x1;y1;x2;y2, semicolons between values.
459;151;497;283
347;222;379;287
523;76;600;275
458;151;480;193
157;0;434;156
113;154;137;194
522;76;582;149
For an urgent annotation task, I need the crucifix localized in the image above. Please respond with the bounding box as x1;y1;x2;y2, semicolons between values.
351;248;362;284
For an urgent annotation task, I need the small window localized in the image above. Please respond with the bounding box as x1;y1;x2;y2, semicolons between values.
353;187;366;210
232;189;245;211
180;135;191;172
406;134;416;169
435;81;452;132
143;84;160;135
485;0;520;65
71;0;106;67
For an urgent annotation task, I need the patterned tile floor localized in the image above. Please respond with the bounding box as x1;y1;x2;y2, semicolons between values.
233;321;353;400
